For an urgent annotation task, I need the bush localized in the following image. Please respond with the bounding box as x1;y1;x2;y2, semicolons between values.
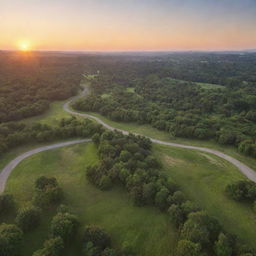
32;237;64;256
176;239;201;256
0;194;15;216
215;233;232;256
0;223;23;256
83;225;111;250
33;177;63;208
226;180;256;202
168;204;186;228
15;206;41;232
35;176;58;190
51;212;79;242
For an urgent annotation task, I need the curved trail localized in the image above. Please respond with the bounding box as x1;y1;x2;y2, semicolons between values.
1;88;256;194
0;139;91;193
64;87;256;183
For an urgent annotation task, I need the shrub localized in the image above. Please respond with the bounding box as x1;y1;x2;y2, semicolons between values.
0;223;23;256
0;194;15;216
168;204;186;228
83;225;111;250
15;206;41;232
35;176;58;190
215;233;232;256
176;239;201;256
51;212;79;242
33;177;63;208
32;236;64;256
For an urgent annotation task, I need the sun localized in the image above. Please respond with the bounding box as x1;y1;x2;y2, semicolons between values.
18;40;31;52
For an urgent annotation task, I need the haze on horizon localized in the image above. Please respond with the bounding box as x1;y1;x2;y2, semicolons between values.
1;0;256;52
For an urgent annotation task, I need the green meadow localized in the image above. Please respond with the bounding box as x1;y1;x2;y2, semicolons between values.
4;143;177;256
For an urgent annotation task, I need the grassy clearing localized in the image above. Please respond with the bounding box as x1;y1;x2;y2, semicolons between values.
166;77;224;90
22;100;70;125
196;82;225;90
126;87;135;93
5;143;177;256
154;144;256;249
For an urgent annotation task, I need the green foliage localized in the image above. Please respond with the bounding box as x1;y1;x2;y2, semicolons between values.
83;225;111;251
33;176;63;208
0;194;15;216
15;206;41;232
226;180;256;202
181;211;221;248
0;223;23;256
50;212;79;242
32;236;64;256
176;239;201;256
168;204;185;228
214;233;232;256
0;117;103;157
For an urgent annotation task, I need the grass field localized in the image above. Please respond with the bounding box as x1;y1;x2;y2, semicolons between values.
22;100;71;125
166;77;225;90
5;143;177;256
154;144;256;249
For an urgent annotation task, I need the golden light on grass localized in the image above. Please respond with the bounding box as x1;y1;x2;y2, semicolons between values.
17;40;32;52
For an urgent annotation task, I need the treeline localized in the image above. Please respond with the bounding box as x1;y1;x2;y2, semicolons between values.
73;74;256;158
86;130;255;256
0;177;131;256
0;117;103;156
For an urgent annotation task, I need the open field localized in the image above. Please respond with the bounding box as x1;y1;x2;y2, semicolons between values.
22;100;71;125
4;143;177;256
165;77;225;90
153;144;256;249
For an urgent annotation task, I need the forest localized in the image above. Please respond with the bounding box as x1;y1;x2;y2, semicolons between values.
72;53;256;158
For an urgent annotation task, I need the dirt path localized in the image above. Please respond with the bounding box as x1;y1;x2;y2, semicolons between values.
64;88;256;183
0;139;91;193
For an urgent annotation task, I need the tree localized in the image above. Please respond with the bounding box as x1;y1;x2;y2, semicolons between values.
169;191;186;205
142;182;157;204
83;225;111;250
0;223;23;256
35;176;58;190
32;237;64;256
15;206;41;232
168;204;185;227
51;212;79;242
33;177;63;208
176;239;201;256
215;233;232;256
155;187;169;210
0;194;15;216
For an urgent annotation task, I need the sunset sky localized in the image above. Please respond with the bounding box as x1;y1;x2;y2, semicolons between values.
1;0;256;51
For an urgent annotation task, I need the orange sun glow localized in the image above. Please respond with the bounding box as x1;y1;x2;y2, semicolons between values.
18;40;32;52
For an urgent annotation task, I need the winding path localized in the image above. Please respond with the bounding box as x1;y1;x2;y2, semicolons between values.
64;87;256;183
1;87;256;193
0;139;91;193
